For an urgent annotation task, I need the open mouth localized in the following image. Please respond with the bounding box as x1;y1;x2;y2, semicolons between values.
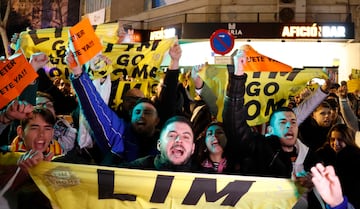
34;140;46;150
285;133;294;139
171;146;184;157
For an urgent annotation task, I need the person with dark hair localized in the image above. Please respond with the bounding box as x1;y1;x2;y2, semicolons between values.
298;101;333;151
316;124;360;209
223;50;321;208
116;88;145;122
194;121;238;174
119;115;198;172
65;41;182;163
0;107;56;209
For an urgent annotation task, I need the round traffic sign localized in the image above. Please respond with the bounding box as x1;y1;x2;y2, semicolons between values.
210;29;235;55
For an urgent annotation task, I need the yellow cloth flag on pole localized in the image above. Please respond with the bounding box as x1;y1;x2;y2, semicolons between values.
28;161;298;209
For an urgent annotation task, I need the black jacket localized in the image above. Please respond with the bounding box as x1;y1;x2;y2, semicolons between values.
222;73;318;177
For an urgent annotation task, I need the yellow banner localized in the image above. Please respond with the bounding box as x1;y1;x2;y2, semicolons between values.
29;162;298;209
18;28;174;82
88;39;175;81
198;65;328;126
347;79;360;93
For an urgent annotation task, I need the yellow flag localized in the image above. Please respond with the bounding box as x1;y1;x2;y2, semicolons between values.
28;161;298;209
198;64;328;126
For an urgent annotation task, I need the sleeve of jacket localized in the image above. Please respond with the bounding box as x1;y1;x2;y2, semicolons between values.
70;72;126;156
293;87;328;125
223;73;253;150
199;82;219;117
157;69;180;126
339;98;359;131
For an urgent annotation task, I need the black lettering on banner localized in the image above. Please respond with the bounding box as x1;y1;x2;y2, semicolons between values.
117;54;130;66
132;54;145;66
104;43;113;53
151;83;158;95
29;30;50;45
263;82;279;96
54;28;63;38
151;40;160;51
251;71;300;81
182;178;254;206
252;72;261;79
132;65;158;79
150;175;175;203
245;100;261;120
149;66;158;78
265;98;287;116
97;169;136;201
286;69;301;81
120;83;142;100
125;44;135;51
0;82;15;95
0;60;16;76
13;69;27;83
132;65;149;79
247;82;261;96
51;40;66;65
268;72;277;79
137;42;151;52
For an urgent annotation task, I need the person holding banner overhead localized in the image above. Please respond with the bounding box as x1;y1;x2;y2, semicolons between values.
65;41;183;164
222;49;323;208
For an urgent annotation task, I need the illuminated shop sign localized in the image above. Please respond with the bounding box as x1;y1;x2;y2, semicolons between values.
281;24;346;38
150;27;176;40
181;23;354;40
228;23;243;36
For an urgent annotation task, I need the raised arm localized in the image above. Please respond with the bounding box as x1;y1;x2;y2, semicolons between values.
293;80;329;125
223;49;252;146
156;41;183;126
65;52;127;157
338;84;359;131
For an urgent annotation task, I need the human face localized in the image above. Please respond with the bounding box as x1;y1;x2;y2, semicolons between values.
18;114;54;153
158;122;195;165
312;107;332;127
205;125;226;155
329;131;347;153
268;111;298;150
329;108;339;124
131;102;159;136
36;96;55;117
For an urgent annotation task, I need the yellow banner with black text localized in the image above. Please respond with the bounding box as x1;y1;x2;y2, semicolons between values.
198;65;328;126
29;161;298;209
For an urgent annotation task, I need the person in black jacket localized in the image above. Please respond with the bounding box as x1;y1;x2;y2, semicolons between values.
223;50;321;208
120;115;198;172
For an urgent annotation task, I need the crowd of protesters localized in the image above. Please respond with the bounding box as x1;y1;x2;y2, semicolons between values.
1;41;360;209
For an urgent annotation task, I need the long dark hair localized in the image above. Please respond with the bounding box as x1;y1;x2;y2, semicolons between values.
327;123;357;148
